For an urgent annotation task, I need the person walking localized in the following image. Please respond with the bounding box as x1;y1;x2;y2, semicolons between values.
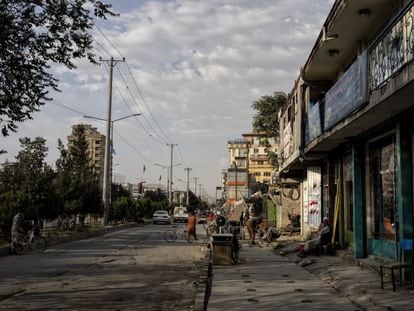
10;211;25;252
187;211;198;241
245;216;262;245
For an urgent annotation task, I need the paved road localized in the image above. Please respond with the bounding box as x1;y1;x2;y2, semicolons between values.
0;224;207;310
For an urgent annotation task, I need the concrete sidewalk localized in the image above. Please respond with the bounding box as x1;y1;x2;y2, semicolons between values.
206;240;414;310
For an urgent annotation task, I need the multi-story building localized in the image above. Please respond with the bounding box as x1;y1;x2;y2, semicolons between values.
67;124;105;182
278;0;414;261
226;138;249;204
225;133;278;206
242;132;278;188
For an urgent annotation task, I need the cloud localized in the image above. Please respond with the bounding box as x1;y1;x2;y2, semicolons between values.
1;0;334;196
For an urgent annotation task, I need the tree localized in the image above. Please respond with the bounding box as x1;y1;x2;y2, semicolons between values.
0;137;59;232
0;1;116;136
55;125;102;218
251;92;286;135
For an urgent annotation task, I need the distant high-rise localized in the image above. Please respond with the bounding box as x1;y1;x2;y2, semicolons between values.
67;124;106;182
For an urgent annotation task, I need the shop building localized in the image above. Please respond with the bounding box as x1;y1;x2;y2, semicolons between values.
278;0;414;260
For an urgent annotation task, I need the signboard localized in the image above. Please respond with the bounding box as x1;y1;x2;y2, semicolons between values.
324;51;367;130
307;166;321;228
307;101;322;142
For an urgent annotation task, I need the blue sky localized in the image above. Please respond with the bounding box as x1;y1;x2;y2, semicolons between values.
1;0;334;198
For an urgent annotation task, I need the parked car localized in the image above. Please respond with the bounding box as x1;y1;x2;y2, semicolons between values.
173;206;189;223
152;210;171;224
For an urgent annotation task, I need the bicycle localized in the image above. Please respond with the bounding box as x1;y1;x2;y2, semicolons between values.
164;226;194;243
12;229;47;255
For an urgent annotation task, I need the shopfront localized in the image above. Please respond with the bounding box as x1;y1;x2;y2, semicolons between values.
367;133;397;259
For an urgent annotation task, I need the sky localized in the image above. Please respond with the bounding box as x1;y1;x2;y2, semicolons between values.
1;0;334;199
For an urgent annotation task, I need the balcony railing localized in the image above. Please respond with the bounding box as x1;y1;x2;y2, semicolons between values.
227;139;247;145
369;3;414;90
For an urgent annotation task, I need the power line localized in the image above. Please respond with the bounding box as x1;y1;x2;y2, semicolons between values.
50;99;152;165
112;75;166;145
115;66;169;144
91;26;193;179
175;145;188;167
124;62;174;143
93;38;112;58
49;100;89;116
93;26;173;146
94;24;125;59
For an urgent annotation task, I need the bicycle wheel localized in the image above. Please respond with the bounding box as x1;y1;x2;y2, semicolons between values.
30;236;47;252
164;230;178;242
13;235;27;255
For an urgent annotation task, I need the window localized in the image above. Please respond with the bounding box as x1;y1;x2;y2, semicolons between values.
254;172;261;176
264;172;271;177
369;135;396;241
254;148;259;154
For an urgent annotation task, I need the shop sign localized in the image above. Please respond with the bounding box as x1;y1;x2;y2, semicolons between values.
324;51;368;130
307;101;322;142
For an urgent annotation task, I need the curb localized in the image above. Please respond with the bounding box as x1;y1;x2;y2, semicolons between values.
0;222;142;258
193;247;212;311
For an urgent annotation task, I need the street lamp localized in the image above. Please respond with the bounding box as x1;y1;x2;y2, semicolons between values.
84;113;141;225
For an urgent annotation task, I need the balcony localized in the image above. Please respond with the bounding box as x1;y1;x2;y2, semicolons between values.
227;139;247;145
304;2;414;158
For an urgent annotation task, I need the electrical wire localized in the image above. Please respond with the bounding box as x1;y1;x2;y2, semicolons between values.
91;26;193;177
95;24;125;59
112;76;167;145
115;66;169;144
124;62;174;144
93;38;112;58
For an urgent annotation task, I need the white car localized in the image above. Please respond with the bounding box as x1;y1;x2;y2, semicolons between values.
152;210;171;224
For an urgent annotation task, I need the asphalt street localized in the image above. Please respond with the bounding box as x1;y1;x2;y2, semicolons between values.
0;224;207;310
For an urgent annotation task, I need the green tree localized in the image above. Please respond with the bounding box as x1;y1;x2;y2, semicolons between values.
0;1;116;136
55;125;102;219
251;92;286;135
0;137;59;235
111;196;129;222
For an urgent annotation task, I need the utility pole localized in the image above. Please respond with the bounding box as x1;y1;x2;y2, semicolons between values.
185;168;192;207
198;184;202;200
101;56;125;226
191;177;198;198
167;143;177;204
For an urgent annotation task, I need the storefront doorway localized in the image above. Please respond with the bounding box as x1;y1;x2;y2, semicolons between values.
368;134;397;259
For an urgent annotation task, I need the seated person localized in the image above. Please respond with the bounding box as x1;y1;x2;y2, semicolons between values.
302;217;332;256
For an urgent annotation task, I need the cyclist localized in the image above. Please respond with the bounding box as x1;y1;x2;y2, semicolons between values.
11;211;25;252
